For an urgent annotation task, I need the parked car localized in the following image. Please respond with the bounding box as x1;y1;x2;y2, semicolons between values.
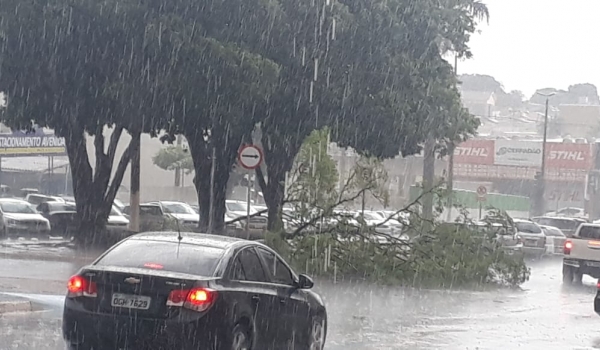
531;216;586;238
25;194;65;206
226;200;267;232
37;201;77;236
539;225;567;256
146;201;199;227
546;207;586;219
62;232;327;350
107;206;129;228
0;198;51;237
513;219;546;258
122;203;167;230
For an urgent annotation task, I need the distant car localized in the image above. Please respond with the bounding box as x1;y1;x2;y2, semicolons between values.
531;216;586;238
147;201;199;227
36;201;77;236
546;207;586;219
226;200;267;231
513;219;546;258
0;198;51;237
25;194;65;206
539;225;567;255
62;232;327;350
107;206;129;228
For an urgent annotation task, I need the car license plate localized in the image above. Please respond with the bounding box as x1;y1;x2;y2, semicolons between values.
586;261;600;268
111;293;151;310
525;239;537;246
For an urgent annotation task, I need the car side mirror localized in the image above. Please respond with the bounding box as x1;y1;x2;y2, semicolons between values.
296;274;314;289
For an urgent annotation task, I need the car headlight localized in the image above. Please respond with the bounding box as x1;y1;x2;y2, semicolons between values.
4;218;17;226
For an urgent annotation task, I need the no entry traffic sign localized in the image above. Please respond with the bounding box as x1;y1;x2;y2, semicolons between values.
476;185;487;202
238;145;263;170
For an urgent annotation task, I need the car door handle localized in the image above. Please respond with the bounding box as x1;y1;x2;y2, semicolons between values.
279;298;287;304
251;295;260;303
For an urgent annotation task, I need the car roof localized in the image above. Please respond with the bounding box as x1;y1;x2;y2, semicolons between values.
127;231;256;250
513;218;534;223
533;216;578;221
0;198;28;203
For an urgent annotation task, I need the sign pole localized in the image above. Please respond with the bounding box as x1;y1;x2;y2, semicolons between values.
479;201;482;221
207;146;216;235
246;174;251;239
238;145;264;239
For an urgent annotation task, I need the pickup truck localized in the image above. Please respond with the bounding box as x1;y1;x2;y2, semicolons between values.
562;223;600;284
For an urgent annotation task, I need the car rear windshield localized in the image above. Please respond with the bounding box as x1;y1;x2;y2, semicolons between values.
515;221;542;234
542;227;565;237
95;239;224;276
535;218;579;231
578;226;600;240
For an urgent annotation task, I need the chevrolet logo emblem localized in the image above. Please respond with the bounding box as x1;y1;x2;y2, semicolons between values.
124;277;141;284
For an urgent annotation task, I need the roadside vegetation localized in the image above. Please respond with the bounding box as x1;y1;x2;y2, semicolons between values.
0;0;527;288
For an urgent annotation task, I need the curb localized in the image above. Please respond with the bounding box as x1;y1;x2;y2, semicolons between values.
0;301;33;314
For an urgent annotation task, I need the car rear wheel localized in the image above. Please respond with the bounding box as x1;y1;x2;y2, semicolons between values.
573;270;583;285
563;265;574;284
230;323;251;350
308;316;326;350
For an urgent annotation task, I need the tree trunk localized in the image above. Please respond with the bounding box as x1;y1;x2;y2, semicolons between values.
187;131;238;234
422;135;436;221
65;126;133;247
256;135;300;232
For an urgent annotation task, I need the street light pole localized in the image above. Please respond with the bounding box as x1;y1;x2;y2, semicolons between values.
536;92;555;216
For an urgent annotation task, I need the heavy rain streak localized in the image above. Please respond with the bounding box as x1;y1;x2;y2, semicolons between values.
0;0;600;349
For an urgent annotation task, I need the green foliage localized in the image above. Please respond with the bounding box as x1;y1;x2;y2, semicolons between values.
152;146;194;174
266;218;530;288
289;129;339;208
350;156;390;207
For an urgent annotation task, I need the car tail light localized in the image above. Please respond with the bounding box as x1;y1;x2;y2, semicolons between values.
564;240;573;255
167;288;217;312
597;280;600;289
67;275;97;298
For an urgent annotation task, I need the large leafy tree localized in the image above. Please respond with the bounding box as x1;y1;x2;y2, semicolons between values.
0;0;175;244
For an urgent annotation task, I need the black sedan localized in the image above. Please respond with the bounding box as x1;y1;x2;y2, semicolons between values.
62;232;327;350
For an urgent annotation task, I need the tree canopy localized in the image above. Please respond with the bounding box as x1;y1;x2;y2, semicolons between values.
0;0;489;239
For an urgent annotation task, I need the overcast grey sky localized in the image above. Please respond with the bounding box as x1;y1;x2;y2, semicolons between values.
459;0;599;98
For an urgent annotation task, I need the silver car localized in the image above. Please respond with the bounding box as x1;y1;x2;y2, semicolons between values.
513;219;546;258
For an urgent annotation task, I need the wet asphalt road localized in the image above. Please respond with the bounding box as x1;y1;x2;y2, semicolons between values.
1;247;600;349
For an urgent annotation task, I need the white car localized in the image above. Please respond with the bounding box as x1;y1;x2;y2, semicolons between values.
226;200;267;231
149;201;199;226
539;225;567;255
546;207;586;219
0;198;51;236
107;206;129;227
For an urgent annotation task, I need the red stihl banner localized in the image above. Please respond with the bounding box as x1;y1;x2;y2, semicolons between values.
454;140;495;165
546;143;593;170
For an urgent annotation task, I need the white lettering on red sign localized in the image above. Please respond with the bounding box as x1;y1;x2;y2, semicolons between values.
454;147;489;157
548;151;585;161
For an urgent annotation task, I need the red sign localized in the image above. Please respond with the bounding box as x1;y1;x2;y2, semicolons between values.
454;140;494;165
546;143;593;170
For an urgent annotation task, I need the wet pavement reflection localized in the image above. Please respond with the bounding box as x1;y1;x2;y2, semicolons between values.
1;253;599;349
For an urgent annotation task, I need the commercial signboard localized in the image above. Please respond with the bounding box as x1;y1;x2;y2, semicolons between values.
454;139;494;165
494;140;542;167
0;133;66;157
546;143;593;170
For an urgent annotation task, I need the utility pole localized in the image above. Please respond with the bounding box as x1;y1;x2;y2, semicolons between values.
129;132;141;232
422;135;436;221
535;92;555;216
174;134;182;187
207;146;216;234
446;53;458;222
